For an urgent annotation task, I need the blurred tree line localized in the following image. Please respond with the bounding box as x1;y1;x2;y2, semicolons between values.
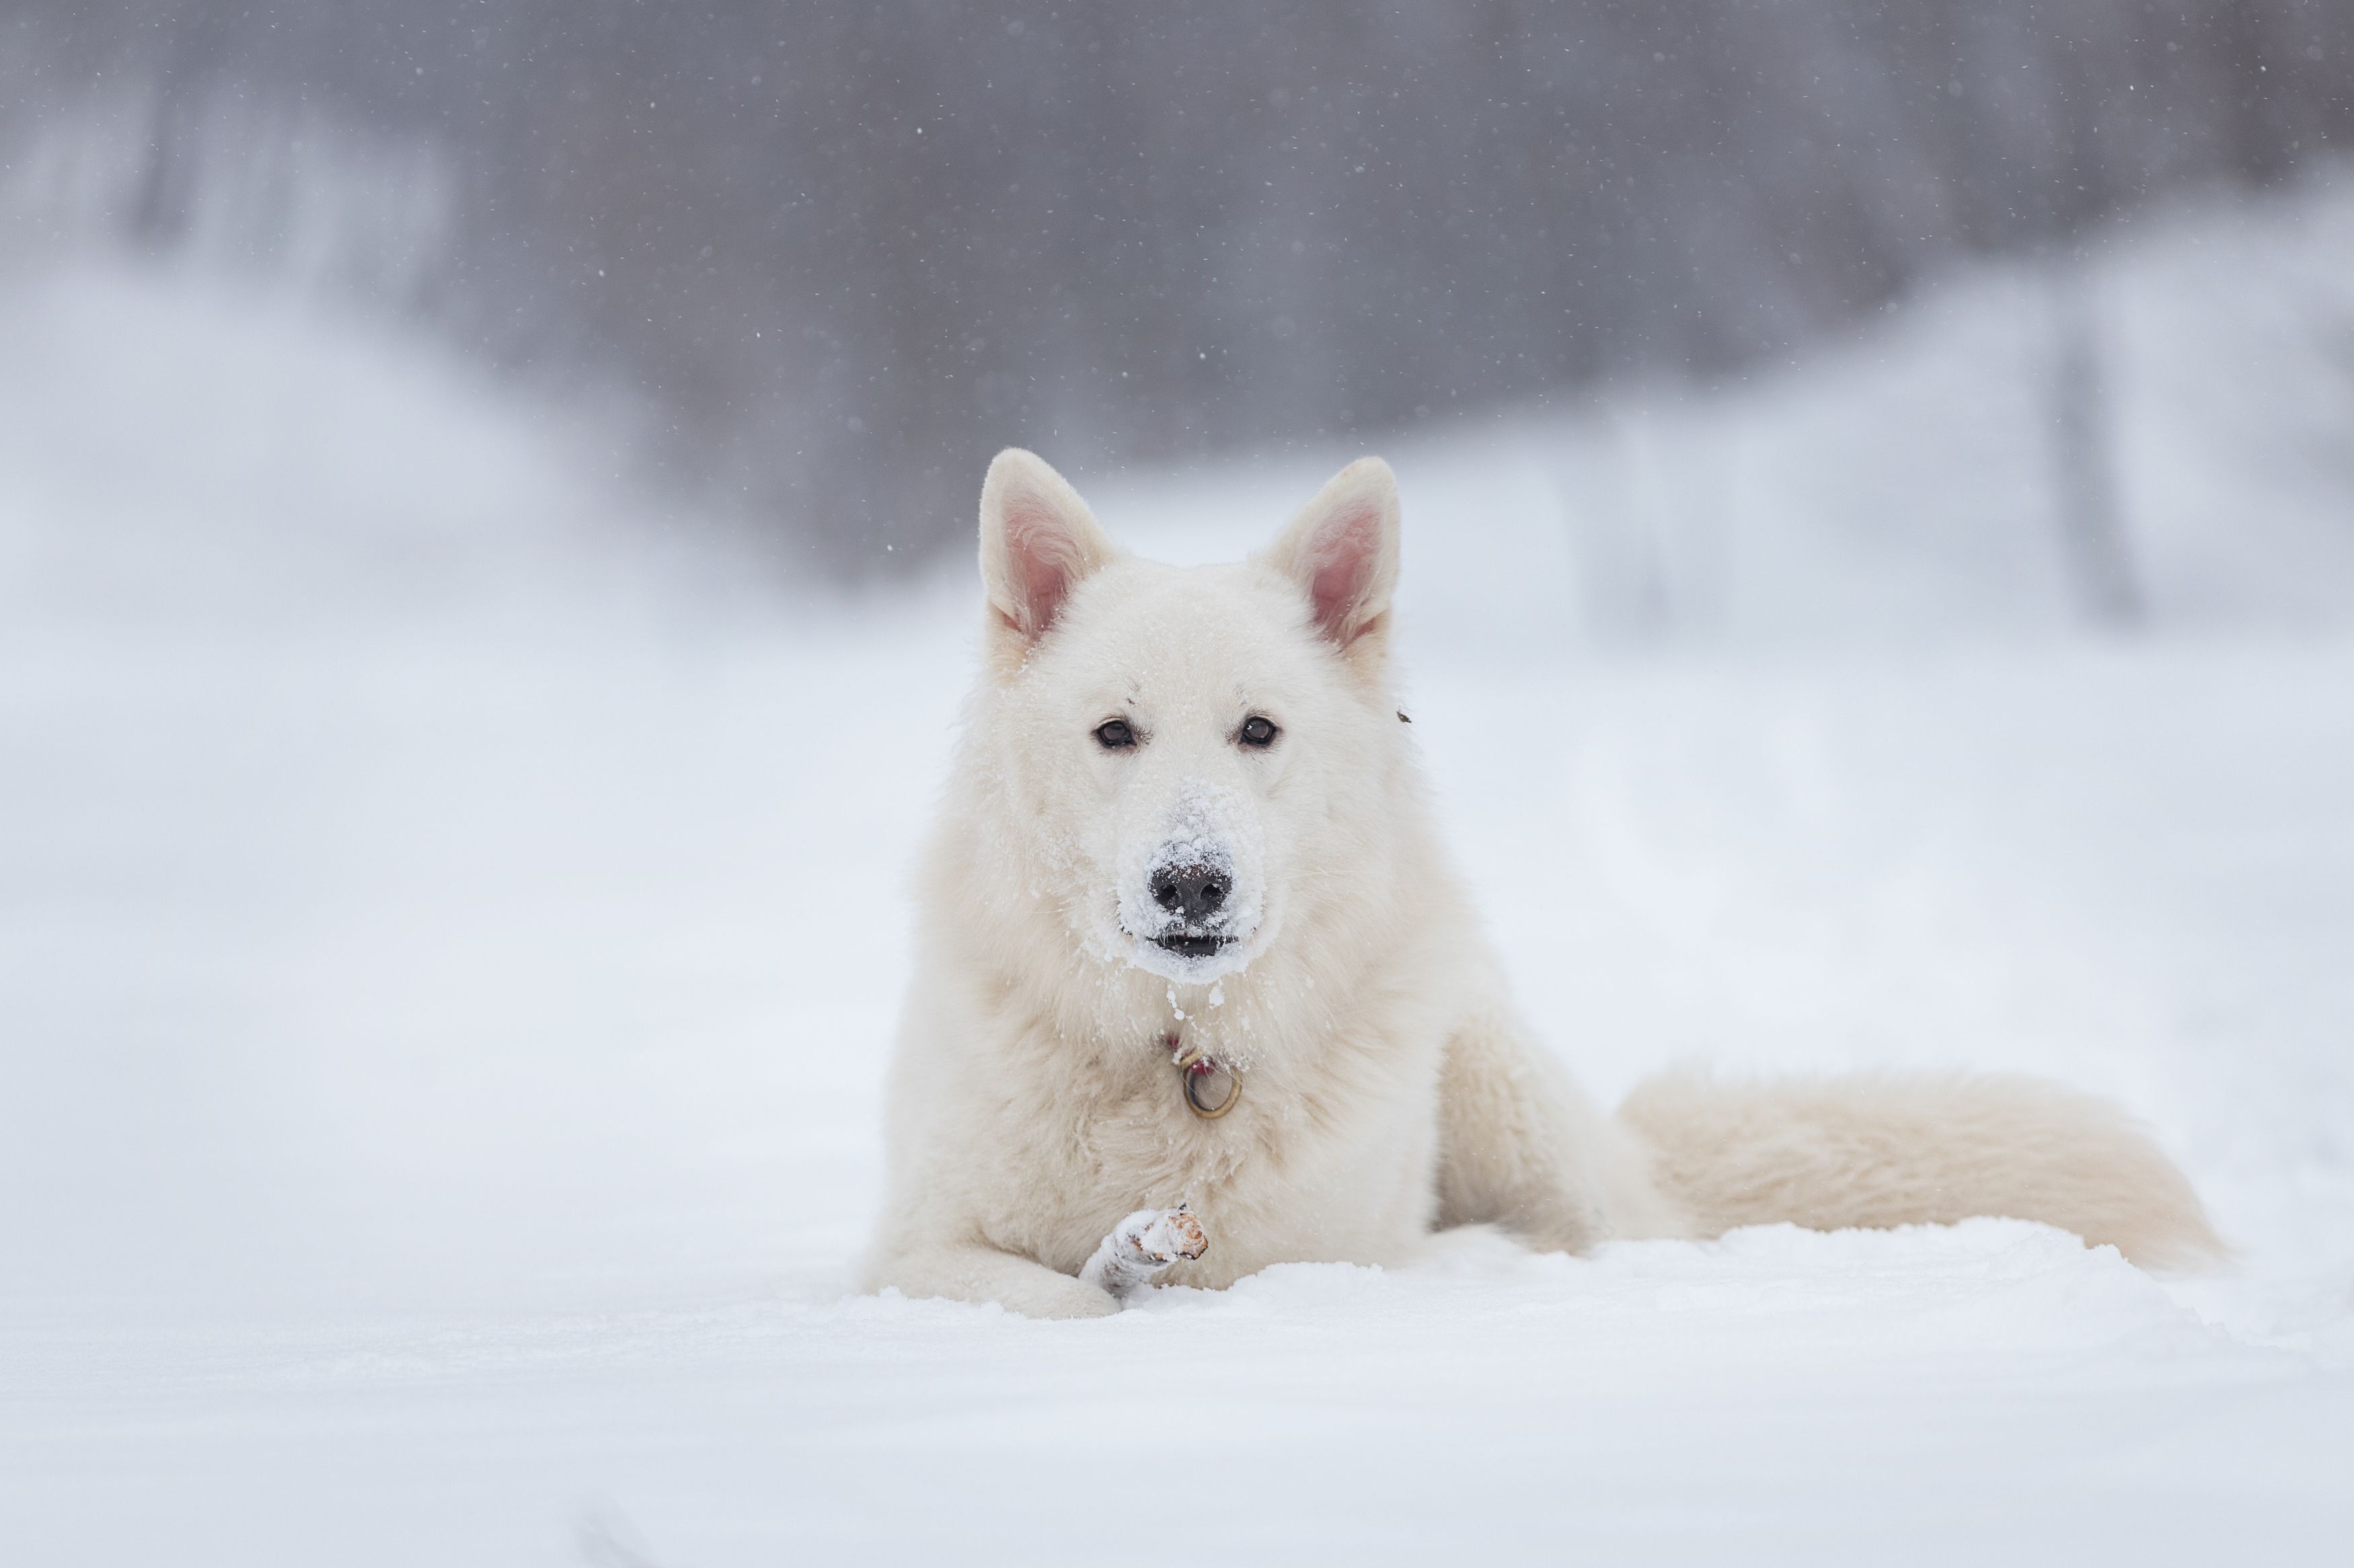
5;1;2348;572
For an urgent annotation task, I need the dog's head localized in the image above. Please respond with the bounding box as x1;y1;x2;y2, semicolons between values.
973;449;1403;986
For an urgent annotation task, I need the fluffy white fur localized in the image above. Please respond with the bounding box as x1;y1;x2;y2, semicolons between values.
861;450;2224;1319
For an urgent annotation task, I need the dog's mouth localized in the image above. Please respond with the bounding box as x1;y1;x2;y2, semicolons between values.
1153;931;1234;960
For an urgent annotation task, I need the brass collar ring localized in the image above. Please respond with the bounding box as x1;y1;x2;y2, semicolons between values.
1170;1040;1241;1120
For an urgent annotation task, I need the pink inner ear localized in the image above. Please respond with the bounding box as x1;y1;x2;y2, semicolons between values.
1005;502;1075;637
1307;506;1379;641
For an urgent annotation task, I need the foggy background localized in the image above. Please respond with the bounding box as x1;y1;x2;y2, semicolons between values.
5;5;2354;1565
6;0;2349;577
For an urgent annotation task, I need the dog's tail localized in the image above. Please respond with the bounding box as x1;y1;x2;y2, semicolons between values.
1616;1070;2225;1269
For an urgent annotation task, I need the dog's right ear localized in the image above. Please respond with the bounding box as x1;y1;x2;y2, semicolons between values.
979;448;1116;659
1264;457;1401;669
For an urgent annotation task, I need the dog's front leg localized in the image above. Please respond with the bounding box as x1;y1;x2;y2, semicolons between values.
868;1239;1131;1318
1077;1206;1209;1302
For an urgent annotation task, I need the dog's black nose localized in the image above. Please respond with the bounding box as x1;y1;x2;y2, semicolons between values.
1150;864;1230;922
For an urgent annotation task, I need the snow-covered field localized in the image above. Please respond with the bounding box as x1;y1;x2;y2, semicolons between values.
5;173;2353;1565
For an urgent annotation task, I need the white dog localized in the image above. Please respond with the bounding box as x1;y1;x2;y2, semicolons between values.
861;450;2221;1318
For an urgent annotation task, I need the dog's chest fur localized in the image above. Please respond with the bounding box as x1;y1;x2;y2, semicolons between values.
964;993;1451;1289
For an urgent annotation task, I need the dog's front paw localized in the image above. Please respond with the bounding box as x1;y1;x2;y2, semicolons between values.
1122;1204;1209;1265
1079;1204;1210;1300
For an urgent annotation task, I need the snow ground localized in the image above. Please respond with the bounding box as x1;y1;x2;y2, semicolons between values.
5;175;2354;1566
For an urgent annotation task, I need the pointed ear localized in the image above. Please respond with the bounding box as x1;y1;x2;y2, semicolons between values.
978;448;1116;649
1264;457;1400;657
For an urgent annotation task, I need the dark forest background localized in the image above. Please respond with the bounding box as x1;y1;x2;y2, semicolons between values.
5;1;2349;572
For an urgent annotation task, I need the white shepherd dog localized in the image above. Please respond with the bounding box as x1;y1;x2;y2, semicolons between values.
862;450;2222;1318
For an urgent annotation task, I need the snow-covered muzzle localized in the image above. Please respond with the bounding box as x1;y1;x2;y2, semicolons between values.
1112;777;1268;983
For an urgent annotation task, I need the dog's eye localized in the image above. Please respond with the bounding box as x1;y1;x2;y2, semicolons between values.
1237;715;1279;748
1094;719;1137;750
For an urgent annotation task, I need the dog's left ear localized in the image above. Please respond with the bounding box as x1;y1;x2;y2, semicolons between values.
1264;457;1400;664
979;448;1117;660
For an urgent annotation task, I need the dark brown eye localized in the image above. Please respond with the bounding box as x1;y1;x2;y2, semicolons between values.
1238;715;1279;748
1094;719;1137;750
